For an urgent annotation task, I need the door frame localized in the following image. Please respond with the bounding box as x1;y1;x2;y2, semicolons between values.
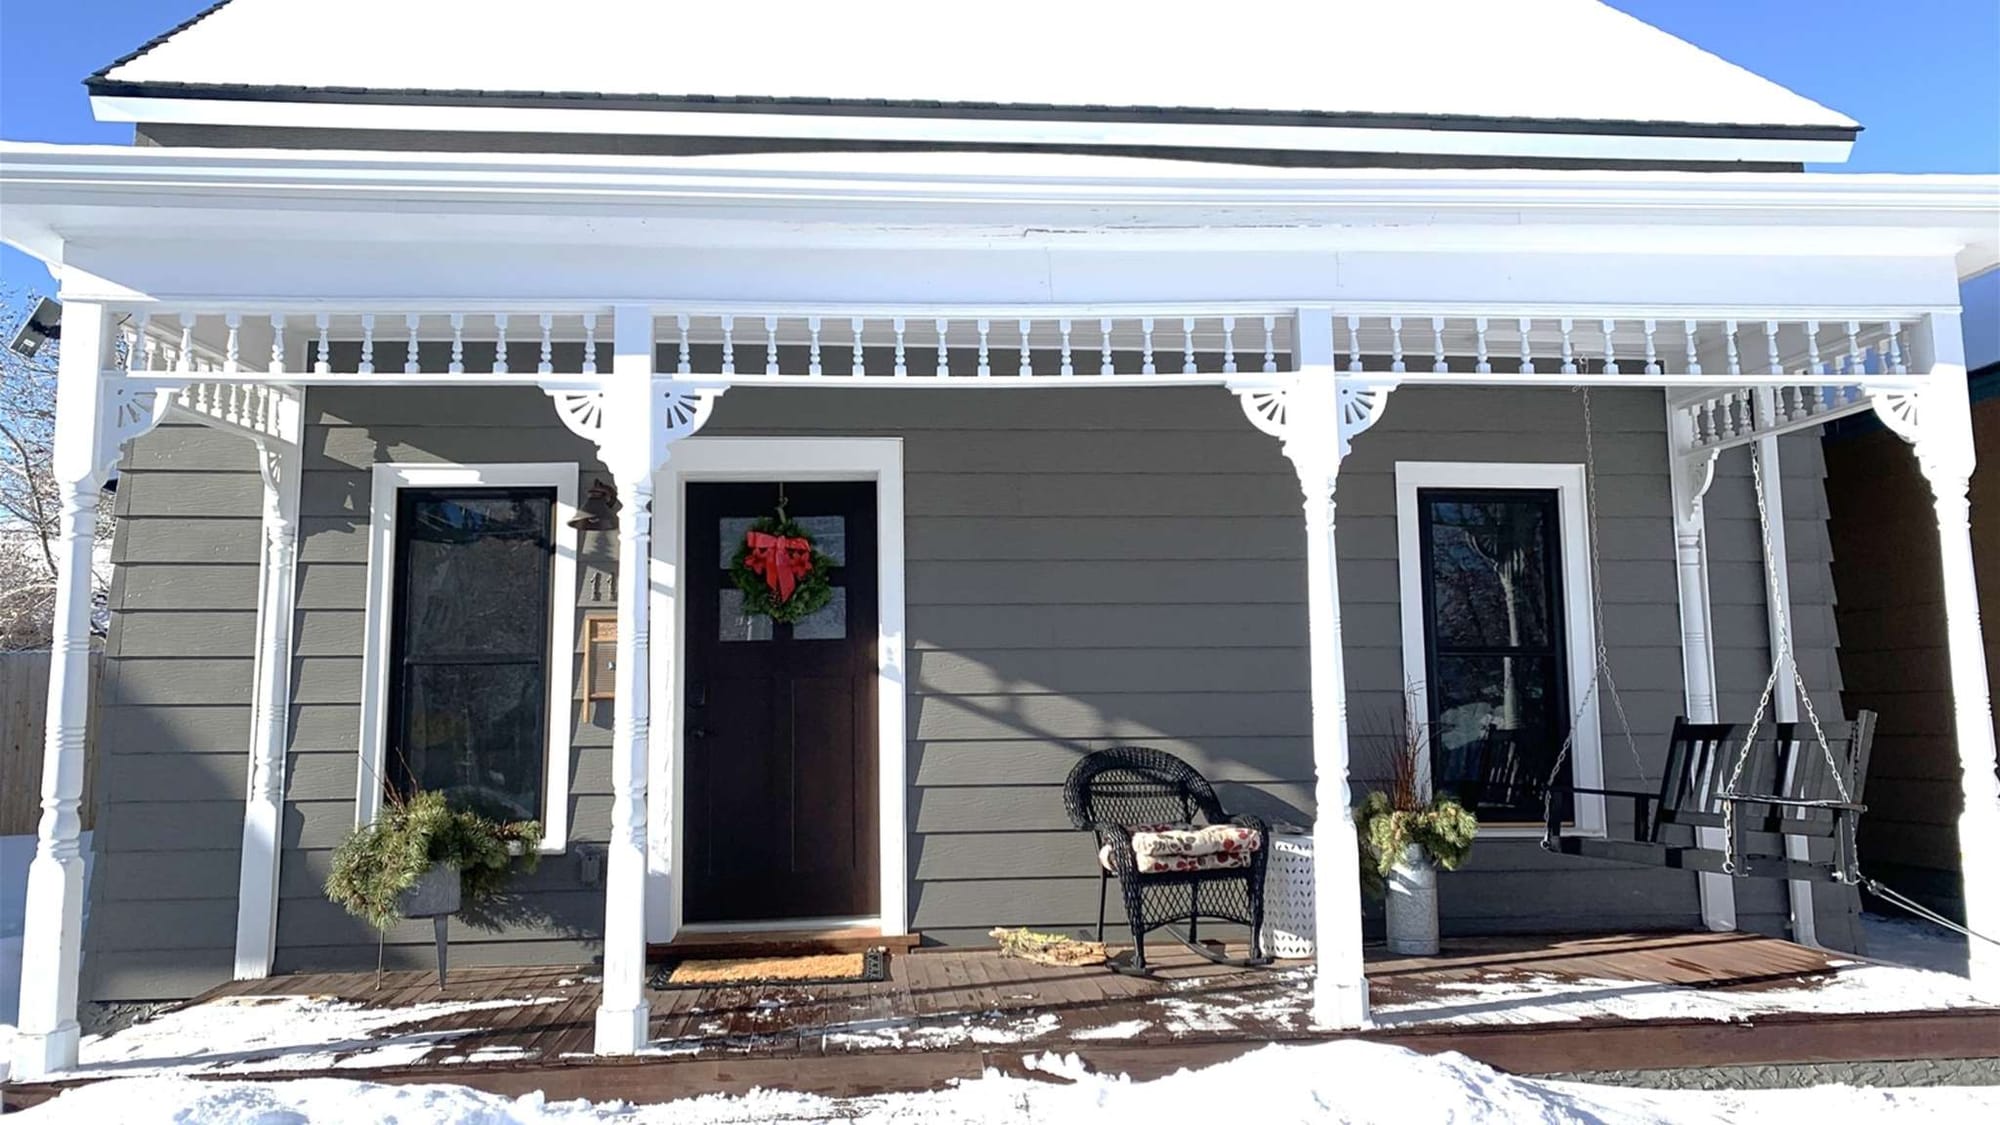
647;437;907;942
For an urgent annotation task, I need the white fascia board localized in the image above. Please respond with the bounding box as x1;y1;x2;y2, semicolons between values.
3;142;1990;218
91;95;1856;166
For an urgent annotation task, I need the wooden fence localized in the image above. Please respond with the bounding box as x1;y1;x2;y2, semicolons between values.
0;650;101;836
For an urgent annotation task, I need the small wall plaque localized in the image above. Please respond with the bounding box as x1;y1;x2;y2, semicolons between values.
584;614;618;700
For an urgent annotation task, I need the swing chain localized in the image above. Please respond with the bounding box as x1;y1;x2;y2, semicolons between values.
1721;449;1849;876
1543;388;1648;826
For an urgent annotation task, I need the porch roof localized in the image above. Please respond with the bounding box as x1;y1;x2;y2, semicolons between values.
88;1;1858;164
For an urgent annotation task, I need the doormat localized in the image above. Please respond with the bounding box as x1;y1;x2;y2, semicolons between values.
649;947;888;989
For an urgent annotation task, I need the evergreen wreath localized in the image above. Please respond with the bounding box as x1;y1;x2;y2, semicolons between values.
728;502;836;624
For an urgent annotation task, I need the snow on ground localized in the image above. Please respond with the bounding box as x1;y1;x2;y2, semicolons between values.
15;1039;2000;1125
1861;911;1971;976
46;993;567;1079
1372;960;1992;1027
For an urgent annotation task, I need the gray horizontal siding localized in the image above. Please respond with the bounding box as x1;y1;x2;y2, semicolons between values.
85;423;261;1004
90;382;1850;998
274;387;608;970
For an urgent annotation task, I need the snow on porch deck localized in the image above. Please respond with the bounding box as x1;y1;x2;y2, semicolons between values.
9;932;1996;1104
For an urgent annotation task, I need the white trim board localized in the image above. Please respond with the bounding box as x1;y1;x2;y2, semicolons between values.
647;437;908;944
1394;461;1607;839
355;461;580;852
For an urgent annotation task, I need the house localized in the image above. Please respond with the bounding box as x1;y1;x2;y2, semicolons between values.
1826;268;2000;925
4;0;1997;1082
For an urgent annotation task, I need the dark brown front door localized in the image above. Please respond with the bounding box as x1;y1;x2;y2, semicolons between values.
684;481;879;923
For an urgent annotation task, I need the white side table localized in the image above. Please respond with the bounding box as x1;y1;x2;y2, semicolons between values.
1265;828;1315;959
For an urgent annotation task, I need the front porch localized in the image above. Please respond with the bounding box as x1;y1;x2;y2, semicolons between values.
5;931;1995;1110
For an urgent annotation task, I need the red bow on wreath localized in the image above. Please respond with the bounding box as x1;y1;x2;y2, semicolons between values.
743;530;815;603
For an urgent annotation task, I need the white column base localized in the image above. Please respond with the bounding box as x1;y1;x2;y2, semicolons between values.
11;1022;81;1082
1310;977;1371;1030
594;1002;651;1055
1960;804;2000;992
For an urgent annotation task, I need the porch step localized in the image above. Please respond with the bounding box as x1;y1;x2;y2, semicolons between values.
648;927;921;962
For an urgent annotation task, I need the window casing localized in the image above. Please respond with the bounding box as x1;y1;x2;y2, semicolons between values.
357;463;579;851
1396;462;1606;836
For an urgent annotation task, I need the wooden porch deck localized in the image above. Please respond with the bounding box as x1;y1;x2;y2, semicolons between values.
8;932;1997;1109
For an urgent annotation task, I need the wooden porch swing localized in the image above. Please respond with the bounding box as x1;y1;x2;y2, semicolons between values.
1537;390;1877;887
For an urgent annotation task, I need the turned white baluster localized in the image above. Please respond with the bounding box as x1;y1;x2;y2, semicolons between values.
936;318;952;377
402;314;419;375
1601;319;1618;375
266;315;285;374
1518;317;1535;375
1475;317;1492;374
1559;318;1576;375
1100;318;1115;376
764;316;780;376
1060;318;1076;376
1888;321;1907;373
1432;316;1449;374
1846;321;1864;377
448;313;465;375
892;318;908;377
807;316;823;377
1220;316;1236;376
851;317;866;378
1724;321;1742;377
133;313;152;372
1262;315;1277;374
315;314;331;375
584;314;601;376
1763;321;1782;381
176;315;195;373
1389;316;1406;373
720;315;737;376
1181;316;1197;375
223;314;242;373
1346;315;1363;374
1140;318;1155;376
1022;318;1037;377
976;318;992;378
491;314;510;375
538;314;554;375
1643;319;1660;376
1684;320;1702;376
675;314;691;376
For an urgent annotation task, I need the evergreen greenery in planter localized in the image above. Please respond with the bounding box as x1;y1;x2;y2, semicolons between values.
325;789;543;931
1353;790;1479;899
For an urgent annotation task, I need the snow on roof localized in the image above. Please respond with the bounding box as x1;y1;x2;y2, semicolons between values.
95;0;1856;132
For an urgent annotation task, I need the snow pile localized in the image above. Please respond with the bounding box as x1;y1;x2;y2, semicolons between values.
16;1039;2000;1124
1372;960;1991;1027
56;993;566;1078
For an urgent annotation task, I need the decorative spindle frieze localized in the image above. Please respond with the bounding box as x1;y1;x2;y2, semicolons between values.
1061;318;1077;377
1220;317;1236;376
492;314;509;375
807;316;823;377
448;314;465;375
976;318;992;378
852;317;867;378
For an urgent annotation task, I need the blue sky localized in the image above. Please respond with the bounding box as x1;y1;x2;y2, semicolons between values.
2;0;1997;292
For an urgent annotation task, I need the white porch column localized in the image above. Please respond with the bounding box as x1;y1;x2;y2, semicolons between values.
233;435;303;979
1241;309;1371;1028
596;305;660;1054
1749;392;1816;947
1665;395;1735;932
1886;312;2000;987
13;304;115;1080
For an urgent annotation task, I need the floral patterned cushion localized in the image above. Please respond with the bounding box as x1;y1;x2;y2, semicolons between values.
1098;823;1263;874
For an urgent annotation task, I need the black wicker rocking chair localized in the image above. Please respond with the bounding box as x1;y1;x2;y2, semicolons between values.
1063;747;1272;974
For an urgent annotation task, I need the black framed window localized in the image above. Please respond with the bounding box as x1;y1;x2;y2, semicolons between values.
1417;488;1570;822
386;487;556;823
